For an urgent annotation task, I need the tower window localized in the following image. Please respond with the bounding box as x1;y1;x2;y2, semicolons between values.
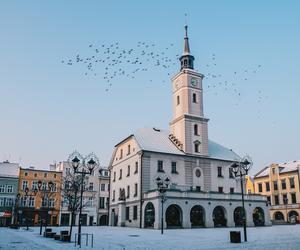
177;95;180;105
184;59;187;66
194;143;199;153
192;93;197;103
194;124;198;135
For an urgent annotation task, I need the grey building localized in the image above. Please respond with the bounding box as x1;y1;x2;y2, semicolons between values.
0;161;20;226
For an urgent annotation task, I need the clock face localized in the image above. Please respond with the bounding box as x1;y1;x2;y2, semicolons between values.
191;77;198;87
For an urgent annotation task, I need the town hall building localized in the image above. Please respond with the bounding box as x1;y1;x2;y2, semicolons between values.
108;26;271;229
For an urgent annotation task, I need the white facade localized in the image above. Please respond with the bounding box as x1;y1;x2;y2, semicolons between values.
53;162;100;226
109;26;271;229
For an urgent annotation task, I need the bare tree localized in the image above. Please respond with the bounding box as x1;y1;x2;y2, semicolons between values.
61;170;94;241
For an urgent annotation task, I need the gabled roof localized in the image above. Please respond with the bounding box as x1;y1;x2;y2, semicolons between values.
132;127;240;162
254;160;300;178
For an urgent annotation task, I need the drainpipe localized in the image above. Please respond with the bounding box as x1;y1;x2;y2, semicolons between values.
139;152;144;228
107;168;111;226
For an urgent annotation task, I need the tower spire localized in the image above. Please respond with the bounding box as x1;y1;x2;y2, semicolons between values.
179;21;194;70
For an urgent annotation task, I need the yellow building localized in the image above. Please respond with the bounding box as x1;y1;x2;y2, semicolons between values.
245;175;255;194
18;167;62;226
254;161;300;223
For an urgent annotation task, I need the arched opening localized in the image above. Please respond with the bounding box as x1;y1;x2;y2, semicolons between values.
213;206;227;227
274;211;284;221
194;124;198;135
99;215;108;226
144;202;155;228
288;210;299;223
166;204;182;228
253;207;265;226
190;205;205;227
234;207;245;227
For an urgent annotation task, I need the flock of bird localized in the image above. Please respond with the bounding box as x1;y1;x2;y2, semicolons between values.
61;41;268;114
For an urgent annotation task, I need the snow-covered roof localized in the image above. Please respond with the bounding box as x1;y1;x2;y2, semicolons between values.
255;160;300;178
133;128;240;162
0;162;20;178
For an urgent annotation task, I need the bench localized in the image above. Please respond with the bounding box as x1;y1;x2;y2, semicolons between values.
54;235;61;240
61;235;71;242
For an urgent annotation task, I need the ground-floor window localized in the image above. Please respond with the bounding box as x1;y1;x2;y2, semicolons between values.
274;211;284;221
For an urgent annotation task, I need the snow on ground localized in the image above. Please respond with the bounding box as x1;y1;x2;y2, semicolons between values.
1;225;300;250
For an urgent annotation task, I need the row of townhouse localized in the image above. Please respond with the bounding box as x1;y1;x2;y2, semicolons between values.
0;160;109;227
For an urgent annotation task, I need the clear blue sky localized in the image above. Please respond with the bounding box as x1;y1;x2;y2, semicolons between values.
0;0;299;175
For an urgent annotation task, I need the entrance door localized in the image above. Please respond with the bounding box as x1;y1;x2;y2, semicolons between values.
213;206;227;227
190;205;205;227
144;202;155;228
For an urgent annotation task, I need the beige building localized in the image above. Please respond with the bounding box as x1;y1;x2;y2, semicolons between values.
254;161;300;223
98;168;109;225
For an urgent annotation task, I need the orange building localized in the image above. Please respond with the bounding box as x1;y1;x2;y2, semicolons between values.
18;167;62;226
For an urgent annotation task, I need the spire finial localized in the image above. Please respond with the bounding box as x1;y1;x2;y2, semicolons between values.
179;15;194;70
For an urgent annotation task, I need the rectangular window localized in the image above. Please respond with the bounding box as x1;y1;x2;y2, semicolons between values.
229;168;234;178
289;178;295;189
127;185;130;198
22;181;28;190
89;182;94;191
28;197;35;207
112;190;115;201
218;187;223;193
192;93;197;103
49;198;55;208
99;197;105;208
127;165;130;177
87;197;93;207
134;162;138;174
217;167;223;177
120;149;123;159
42;198;48;207
194;143;199;153
265;182;270;192
281;179;286;190
41;182;47;191
119;169;122;180
126;207;130;220
157;160;164;172
0;197;5;206
101;184;105;191
51;182;57;192
44;173;47;178
32;181;38;191
230;187;234;194
5;198;13;207
0;185;5;193
196;186;201;192
274;195;279;205
127;145;131;155
6;185;13;193
273;181;278;191
171;162;177;174
133;206;138;220
177;95;180;105
272;168;275;174
258;183;263;192
282;194;288;204
291;193;297;204
134;183;138;197
113;172;116;182
266;196;271;204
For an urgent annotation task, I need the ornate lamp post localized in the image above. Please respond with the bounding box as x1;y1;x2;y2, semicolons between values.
230;156;252;242
68;151;99;246
155;176;170;235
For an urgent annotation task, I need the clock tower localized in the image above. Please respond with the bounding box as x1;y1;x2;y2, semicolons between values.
169;25;209;156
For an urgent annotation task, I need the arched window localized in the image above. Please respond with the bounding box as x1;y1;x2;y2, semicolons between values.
193;93;197;103
194;124;198;135
194;140;200;153
177;95;180;105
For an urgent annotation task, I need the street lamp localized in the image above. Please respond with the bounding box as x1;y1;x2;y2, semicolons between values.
155;176;170;235
283;196;288;223
68;151;99;246
230;156;252;242
13;193;21;227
